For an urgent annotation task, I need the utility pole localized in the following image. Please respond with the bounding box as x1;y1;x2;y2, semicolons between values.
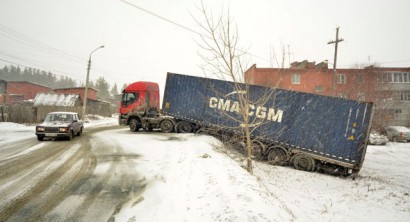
287;45;294;68
328;27;344;96
82;45;104;120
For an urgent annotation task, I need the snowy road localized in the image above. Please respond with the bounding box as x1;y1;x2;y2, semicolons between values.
0;125;147;221
0;120;410;221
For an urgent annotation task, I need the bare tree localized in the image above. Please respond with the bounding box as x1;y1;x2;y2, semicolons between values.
193;2;281;174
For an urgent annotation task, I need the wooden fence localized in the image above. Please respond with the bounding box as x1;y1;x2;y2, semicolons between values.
0;103;116;123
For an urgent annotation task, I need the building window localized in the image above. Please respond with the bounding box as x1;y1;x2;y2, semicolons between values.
337;74;346;84
356;74;364;84
393;90;410;101
394;109;403;119
291;73;300;84
383;72;410;83
315;86;324;93
404;73;409;82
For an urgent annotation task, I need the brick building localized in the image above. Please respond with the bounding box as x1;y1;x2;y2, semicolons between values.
245;61;410;127
0;80;52;104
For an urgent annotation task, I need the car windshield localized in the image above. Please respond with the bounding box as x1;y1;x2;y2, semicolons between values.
45;113;72;123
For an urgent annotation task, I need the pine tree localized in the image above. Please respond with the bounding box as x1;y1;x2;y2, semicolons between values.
110;83;119;96
95;76;110;100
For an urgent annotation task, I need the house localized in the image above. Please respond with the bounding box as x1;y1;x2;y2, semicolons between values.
32;93;83;121
245;62;410;127
0;80;52;104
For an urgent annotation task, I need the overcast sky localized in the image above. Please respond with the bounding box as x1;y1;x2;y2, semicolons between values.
0;0;409;91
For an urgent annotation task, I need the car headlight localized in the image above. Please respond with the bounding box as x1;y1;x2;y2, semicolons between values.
37;126;45;132
59;127;68;132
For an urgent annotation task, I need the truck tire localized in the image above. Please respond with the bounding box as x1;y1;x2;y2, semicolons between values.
267;147;287;165
177;121;193;133
292;153;315;171
130;119;141;132
252;140;265;160
160;119;174;133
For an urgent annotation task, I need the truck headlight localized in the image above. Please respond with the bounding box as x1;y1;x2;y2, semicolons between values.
59;127;68;132
37;126;45;132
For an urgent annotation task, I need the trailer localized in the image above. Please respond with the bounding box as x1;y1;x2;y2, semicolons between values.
121;72;373;175
162;73;373;175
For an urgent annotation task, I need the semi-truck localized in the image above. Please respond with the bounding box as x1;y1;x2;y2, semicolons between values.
120;72;373;175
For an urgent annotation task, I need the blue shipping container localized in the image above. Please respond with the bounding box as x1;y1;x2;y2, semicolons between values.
162;73;373;169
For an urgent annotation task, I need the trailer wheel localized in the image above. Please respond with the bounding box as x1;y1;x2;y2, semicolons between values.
252;140;265;160
130;119;141;132
292;153;315;171
267;147;287;165
177;121;193;133
160;119;174;133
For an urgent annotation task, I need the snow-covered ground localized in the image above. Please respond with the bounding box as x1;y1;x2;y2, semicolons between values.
1;117;409;221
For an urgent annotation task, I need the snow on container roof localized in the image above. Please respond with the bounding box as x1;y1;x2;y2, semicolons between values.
33;93;80;107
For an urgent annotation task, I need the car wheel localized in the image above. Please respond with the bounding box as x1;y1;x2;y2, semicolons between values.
67;131;73;141
77;127;83;136
37;136;44;141
392;137;398;142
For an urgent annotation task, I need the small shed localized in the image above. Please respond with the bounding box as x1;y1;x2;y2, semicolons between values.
33;93;83;122
33;93;82;107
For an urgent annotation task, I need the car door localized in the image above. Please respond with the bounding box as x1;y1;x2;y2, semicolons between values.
72;114;79;134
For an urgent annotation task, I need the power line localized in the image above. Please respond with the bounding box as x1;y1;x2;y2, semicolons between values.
120;0;271;63
0;23;84;63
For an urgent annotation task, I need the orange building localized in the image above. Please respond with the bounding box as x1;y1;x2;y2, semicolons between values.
53;87;98;103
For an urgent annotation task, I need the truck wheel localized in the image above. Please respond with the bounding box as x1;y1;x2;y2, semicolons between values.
177;121;193;133
252;140;265;160
130;119;141;132
292;153;315;171
37;136;44;141
160;119;174;133
267;147;287;165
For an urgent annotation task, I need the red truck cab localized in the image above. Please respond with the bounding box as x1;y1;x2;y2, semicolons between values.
119;81;160;125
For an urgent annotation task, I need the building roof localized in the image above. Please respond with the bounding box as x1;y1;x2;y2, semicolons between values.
0;80;52;89
33;93;81;107
54;87;98;91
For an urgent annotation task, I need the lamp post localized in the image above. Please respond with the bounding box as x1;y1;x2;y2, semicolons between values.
82;45;104;120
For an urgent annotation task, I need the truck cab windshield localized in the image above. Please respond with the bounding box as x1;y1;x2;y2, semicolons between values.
122;92;140;107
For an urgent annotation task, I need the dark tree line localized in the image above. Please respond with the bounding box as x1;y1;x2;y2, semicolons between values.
0;65;76;89
0;65;120;99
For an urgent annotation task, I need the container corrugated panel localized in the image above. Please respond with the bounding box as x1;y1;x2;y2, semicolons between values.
162;73;373;166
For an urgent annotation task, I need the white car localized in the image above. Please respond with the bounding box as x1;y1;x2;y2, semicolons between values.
368;132;389;145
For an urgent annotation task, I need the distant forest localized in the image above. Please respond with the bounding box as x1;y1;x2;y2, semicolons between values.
0;65;120;99
0;65;77;88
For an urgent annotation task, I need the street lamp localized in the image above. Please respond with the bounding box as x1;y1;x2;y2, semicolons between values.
82;45;104;120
